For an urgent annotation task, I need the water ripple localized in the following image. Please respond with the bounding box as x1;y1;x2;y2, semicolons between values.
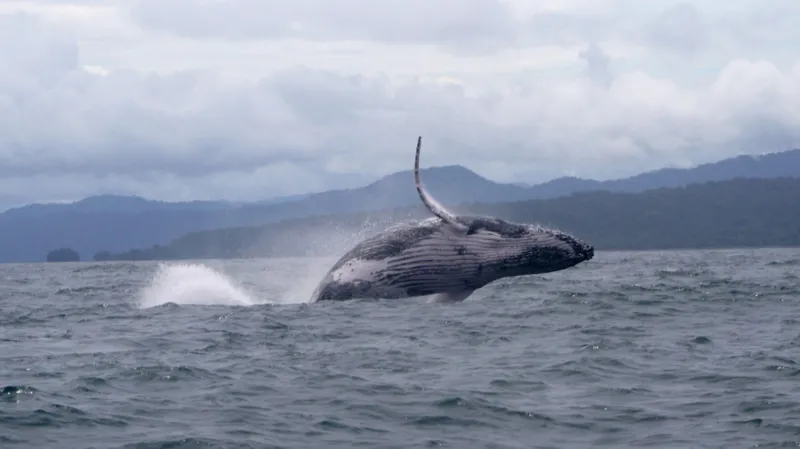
0;249;799;448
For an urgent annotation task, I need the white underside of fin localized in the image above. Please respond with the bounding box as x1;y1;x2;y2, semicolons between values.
429;289;475;303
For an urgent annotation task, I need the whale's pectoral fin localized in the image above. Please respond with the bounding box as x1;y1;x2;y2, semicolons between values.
430;289;475;303
414;136;469;234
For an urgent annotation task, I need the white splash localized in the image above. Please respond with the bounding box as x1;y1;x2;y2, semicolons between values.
138;263;256;308
134;217;401;308
276;257;334;305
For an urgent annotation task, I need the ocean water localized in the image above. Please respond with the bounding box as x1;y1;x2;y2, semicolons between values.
1;248;799;449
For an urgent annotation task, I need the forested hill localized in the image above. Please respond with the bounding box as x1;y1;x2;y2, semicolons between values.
3;147;799;263
99;177;800;261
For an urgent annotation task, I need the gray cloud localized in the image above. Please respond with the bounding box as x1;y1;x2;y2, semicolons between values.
1;4;800;208
0;12;79;79
642;2;708;56
129;0;519;53
17;0;800;57
579;42;613;88
524;11;617;46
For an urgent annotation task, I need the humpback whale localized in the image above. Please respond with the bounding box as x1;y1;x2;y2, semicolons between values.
309;136;594;303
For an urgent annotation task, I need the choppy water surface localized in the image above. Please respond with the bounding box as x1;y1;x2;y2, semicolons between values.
1;249;799;448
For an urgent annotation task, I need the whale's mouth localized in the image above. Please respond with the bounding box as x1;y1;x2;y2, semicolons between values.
569;240;594;262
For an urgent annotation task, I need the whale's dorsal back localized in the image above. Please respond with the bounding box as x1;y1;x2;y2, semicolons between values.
414;136;468;233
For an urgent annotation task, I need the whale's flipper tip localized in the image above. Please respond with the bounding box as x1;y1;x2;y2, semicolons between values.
414;135;423;182
413;135;468;233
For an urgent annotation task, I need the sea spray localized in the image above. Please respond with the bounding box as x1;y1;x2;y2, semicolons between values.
138;263;256;308
269;261;315;303
241;216;393;303
136;217;404;307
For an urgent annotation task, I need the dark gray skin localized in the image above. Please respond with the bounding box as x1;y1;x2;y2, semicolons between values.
309;136;594;303
310;215;593;302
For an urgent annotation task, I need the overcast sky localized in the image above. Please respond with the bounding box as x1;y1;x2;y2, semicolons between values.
0;0;799;208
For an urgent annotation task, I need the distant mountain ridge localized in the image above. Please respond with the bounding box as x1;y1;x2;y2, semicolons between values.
101;176;800;261
1;147;799;263
521;150;800;197
1;195;238;220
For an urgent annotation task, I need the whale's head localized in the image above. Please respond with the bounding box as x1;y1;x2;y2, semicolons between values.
516;225;594;271
461;216;593;277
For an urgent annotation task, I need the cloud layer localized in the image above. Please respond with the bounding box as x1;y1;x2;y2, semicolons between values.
0;0;799;208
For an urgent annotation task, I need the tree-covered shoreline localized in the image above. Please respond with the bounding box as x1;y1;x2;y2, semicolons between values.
95;177;800;262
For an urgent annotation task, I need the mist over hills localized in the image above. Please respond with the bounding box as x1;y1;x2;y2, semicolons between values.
101;176;800;261
2;147;799;263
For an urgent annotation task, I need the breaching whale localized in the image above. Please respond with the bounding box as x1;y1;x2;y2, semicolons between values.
309;136;594;303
